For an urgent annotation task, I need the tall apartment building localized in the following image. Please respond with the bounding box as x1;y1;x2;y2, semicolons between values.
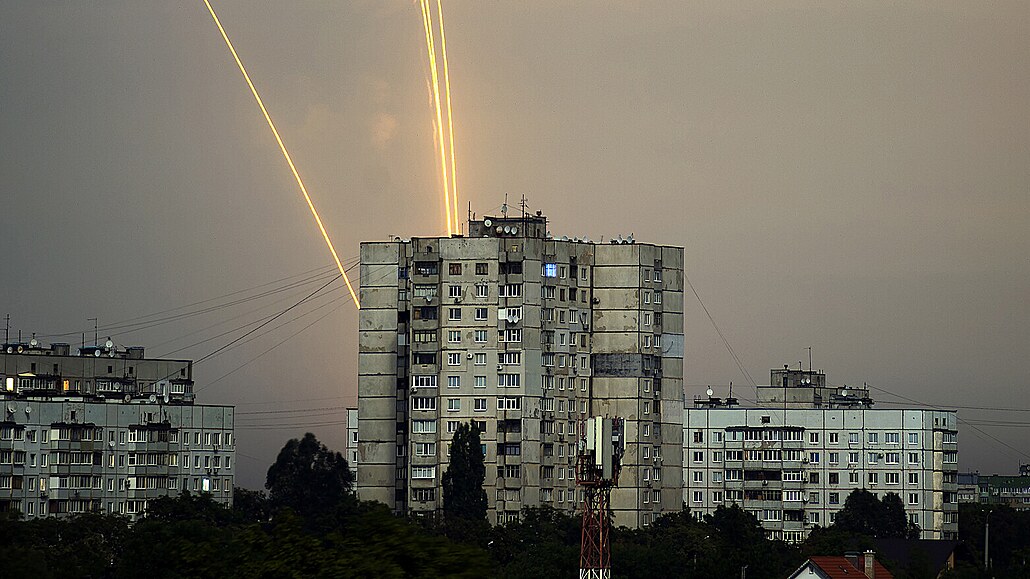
356;212;684;527
683;368;959;542
0;340;234;519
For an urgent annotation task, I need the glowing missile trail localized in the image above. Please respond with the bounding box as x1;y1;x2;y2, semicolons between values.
436;0;460;228
202;0;360;309
419;0;460;234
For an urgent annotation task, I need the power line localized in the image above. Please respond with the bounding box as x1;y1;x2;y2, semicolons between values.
684;271;758;390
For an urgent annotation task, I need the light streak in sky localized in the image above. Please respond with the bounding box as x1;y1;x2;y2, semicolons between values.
419;0;460;234
202;0;360;309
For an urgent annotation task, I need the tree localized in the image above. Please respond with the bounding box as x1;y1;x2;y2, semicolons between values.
266;432;354;518
442;422;487;521
833;489;920;539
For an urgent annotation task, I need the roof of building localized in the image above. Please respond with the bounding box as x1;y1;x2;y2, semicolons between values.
873;539;957;575
791;556;894;579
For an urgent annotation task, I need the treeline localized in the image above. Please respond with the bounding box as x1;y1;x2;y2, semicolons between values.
0;432;1025;578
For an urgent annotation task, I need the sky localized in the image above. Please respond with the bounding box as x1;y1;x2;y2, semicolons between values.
1;1;1027;489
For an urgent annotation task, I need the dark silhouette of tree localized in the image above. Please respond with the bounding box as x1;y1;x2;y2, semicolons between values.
834;489;919;539
442;422;487;521
232;486;271;523
265;432;353;518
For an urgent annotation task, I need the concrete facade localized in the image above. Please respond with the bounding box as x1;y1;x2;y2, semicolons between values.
684;374;959;542
0;342;234;519
356;213;684;527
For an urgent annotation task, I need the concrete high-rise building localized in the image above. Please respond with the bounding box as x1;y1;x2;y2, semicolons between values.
356;212;684;526
683;368;959;542
0;340;234;519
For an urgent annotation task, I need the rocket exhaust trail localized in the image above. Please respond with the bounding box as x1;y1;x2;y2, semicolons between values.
419;0;460;234
203;0;360;309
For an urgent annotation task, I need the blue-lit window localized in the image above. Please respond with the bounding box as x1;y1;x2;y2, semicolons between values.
544;263;558;278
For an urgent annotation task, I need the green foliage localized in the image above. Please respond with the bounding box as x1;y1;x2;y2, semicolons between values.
265;432;354;520
442;422;487;522
833;489;920;539
492;506;580;578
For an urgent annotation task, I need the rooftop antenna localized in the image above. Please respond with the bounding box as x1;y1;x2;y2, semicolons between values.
805;347;812;372
501;192;509;218
3;313;8;344
88;318;98;348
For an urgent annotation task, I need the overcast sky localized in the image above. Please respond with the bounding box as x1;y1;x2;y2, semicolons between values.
1;1;1027;489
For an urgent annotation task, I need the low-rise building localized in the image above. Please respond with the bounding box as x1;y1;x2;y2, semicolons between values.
0;340;234;519
684;368;959;542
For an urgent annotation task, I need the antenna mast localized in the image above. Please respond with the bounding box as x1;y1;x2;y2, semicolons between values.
577;416;625;579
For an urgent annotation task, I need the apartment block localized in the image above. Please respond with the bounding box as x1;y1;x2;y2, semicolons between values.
0;340;234;519
356;212;684;527
683;369;959;542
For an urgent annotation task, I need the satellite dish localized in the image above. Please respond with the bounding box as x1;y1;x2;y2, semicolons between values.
495;226;503;234
706;387;714;397
484;219;492;227
511;226;519;235
5;346;12;353
503;225;511;234
24;406;31;414
148;394;157;403
560;236;568;241
163;393;170;404
94;349;101;357
17;346;24;353
124;394;132;403
104;339;113;349
7;404;15;413
30;338;38;347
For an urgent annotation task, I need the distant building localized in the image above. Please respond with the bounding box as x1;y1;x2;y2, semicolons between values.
356;212;684;527
957;465;1030;510
0;340;234;519
684;368;959;542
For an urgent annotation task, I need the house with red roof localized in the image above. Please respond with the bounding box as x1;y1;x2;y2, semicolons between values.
788;551;894;579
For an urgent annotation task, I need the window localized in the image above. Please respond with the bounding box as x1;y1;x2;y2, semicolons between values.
829;432;839;444
885;432;899;444
497;397;521;411
448;330;461;343
908;432;919;444
448;285;462;298
474;398;488;412
908;493;919;505
448;307;462;321
412;466;436;479
447;399;460;412
413;284;438;298
413;330;437;343
498;284;522;297
475;262;489;275
692;491;703;503
869;452;879;464
475;285;489;298
543;263;558;277
829;472;839;485
412;375;436;387
415;442;436;456
829;492;840;505
411;397;437;411
849;432;860;444
908;452;919;465
908;473;919;484
447;421;460;433
498;374;520;388
868;472;879;485
692;451;704;463
809;432;820;443
449;263;462;275
885;472;900;485
692;471;703;483
829;452;839;464
447;352;461;366
474;376;486;389
474;353;486;366
475;330;488;342
447;375;460;388
885;452;900;464
808;452;820;464
868;432;879;444
501;329;522;343
498;351;521;365
412;420;437;434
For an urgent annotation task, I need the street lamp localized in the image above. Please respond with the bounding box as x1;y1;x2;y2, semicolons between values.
984;508;993;572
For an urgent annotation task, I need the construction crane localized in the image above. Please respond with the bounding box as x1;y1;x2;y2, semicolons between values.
576;416;625;579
